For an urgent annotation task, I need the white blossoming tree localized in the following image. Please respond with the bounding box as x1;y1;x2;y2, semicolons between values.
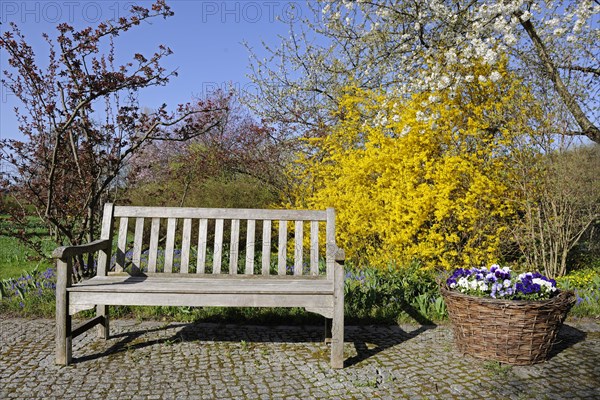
246;0;599;142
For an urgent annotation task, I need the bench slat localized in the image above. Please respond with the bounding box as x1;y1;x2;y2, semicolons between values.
114;206;327;221
278;220;287;275
229;219;240;274
261;220;271;275
181;218;192;274
213;219;224;274
70;292;333;310
132;217;144;274
197;218;208;274
71;276;333;294
326;209;335;280
116;217;129;273
148;218;160;273
245;220;255;275
310;221;319;276
294;221;303;275
96;203;114;276
165;218;177;273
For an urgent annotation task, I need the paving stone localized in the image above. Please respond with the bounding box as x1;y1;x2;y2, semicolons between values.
1;318;599;399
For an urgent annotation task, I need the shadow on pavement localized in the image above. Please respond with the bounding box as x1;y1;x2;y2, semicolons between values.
547;324;587;360
74;319;437;367
344;324;437;367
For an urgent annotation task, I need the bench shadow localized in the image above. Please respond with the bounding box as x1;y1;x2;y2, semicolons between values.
74;322;327;363
74;320;436;367
344;324;437;367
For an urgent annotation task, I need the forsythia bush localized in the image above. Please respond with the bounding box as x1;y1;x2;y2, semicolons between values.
290;59;537;270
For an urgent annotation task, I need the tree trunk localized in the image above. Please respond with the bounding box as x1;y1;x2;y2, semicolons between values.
518;14;600;143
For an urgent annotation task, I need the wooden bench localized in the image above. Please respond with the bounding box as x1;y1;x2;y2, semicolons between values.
53;204;345;368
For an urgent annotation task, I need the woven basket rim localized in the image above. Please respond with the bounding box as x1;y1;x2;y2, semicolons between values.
440;285;574;307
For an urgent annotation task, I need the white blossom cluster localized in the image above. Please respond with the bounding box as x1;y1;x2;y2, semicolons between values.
245;0;599;140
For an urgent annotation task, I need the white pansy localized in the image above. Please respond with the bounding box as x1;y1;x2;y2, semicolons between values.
478;75;488;83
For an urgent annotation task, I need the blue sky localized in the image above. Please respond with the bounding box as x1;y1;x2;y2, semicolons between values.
0;0;317;141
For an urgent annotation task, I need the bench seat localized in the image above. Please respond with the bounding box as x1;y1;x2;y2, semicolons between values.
70;275;333;294
68;276;334;310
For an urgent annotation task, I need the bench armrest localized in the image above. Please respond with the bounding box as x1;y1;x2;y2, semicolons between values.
327;243;345;263
333;245;345;263
52;239;112;260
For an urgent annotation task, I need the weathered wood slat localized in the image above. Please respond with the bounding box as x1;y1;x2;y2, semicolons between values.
294;221;303;275
261;220;272;275
115;217;129;273
132;218;144;274
70;276;334;293
326;209;335;280
245;220;255;275
70;292;334;309
52;239;111;260
229;219;240;274
213;219;224;274
181;218;192;274
278;220;288;275
310;221;319;276
105;272;325;281
96;203;114;276
197;219;208;274
148;218;160;273
56;257;72;365
114;206;327;221
164;218;177;273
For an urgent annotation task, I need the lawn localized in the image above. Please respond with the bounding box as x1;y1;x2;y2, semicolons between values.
0;235;54;279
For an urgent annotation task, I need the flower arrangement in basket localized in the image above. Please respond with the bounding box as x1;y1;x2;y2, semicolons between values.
441;264;575;365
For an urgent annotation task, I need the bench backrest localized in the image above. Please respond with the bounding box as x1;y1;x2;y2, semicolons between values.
96;204;338;279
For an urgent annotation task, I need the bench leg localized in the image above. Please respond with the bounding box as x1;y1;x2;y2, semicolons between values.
331;311;344;368
96;305;109;339
55;290;72;365
330;284;345;368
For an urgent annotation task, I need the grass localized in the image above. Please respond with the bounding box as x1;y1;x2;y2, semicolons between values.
0;235;55;279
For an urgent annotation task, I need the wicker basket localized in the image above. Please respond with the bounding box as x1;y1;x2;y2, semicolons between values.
441;287;575;365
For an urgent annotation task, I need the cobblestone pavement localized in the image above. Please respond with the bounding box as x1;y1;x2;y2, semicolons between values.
1;317;599;399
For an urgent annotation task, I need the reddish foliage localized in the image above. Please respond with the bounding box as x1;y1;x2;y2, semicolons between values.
0;0;227;249
127;93;289;205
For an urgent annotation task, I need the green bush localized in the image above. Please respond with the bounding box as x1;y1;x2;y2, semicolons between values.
344;262;446;324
